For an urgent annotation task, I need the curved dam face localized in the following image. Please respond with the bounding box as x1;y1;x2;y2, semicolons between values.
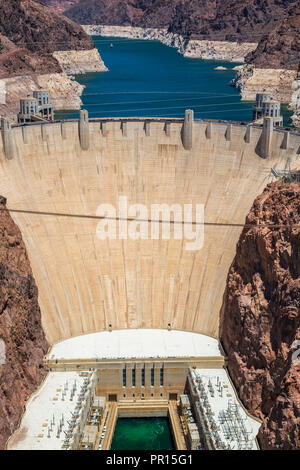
0;117;299;345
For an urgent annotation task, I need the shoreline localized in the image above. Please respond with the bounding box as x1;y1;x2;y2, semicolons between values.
83;25;300;127
83;25;257;63
231;64;299;127
0;48;108;121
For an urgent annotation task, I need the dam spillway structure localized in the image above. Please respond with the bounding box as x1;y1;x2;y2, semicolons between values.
2;112;300;450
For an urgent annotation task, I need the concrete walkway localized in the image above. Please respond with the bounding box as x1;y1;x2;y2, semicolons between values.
101;403;118;450
168;401;186;450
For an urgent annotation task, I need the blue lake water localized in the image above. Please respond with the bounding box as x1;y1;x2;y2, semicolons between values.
56;36;292;125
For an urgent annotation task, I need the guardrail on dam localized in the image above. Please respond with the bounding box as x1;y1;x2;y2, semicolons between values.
0;111;299;345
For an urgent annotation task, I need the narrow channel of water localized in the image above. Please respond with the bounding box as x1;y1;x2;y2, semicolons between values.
110;417;175;450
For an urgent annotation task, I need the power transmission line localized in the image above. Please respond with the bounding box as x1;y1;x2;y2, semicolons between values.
5;207;299;230
83;92;243;97
84;100;244;108
86;107;252;116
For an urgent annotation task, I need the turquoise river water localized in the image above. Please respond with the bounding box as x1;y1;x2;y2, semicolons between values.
56;36;292;125
110;417;175;450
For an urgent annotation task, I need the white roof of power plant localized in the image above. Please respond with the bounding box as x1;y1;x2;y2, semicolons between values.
49;329;222;360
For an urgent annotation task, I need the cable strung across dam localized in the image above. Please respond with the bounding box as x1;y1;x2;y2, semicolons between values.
0;114;299;344
3;207;300;230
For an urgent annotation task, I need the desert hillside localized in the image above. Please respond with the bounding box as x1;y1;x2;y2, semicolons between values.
245;5;300;71
0;0;107;119
0;0;95;78
47;0;300;70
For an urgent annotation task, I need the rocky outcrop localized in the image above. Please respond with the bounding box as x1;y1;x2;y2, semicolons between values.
60;0;174;28
182;39;256;62
42;0;80;12
0;72;85;118
242;6;299;126
0;46;61;79
43;0;300;71
220;182;300;450
231;65;300;127
290;75;300;128
83;25;257;62
53;48;107;74
62;0;297;43
0;0;94;54
231;64;298;103
245;6;300;71
0;0;107;116
0;196;49;449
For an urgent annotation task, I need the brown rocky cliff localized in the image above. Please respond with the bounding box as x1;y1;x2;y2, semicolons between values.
62;0;297;42
0;0;94;53
245;6;300;71
0;0;97;78
59;0;299;70
220;182;300;449
0;196;48;450
38;0;80;12
60;0;153;27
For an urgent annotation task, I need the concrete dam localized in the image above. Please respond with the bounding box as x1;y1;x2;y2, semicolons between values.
0;112;299;346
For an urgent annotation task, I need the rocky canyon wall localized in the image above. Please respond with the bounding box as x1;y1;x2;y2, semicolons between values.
0;0;107;119
0;196;48;450
220;182;300;449
65;0;299;71
53;48;107;75
60;0;297;44
232;65;300;128
0;73;84;118
0;48;107;120
231;65;298;104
